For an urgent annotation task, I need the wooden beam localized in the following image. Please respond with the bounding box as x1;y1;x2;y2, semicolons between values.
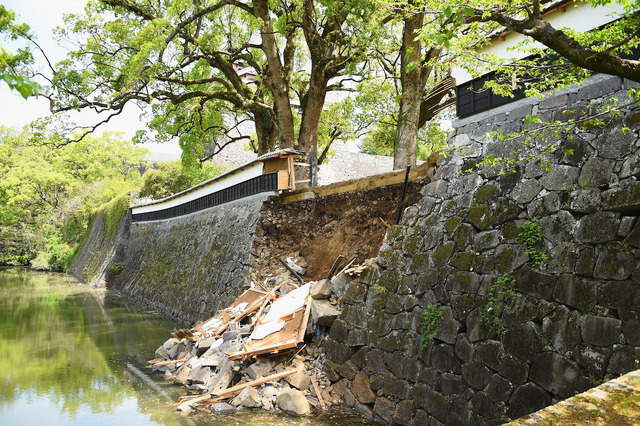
310;376;327;410
211;369;298;397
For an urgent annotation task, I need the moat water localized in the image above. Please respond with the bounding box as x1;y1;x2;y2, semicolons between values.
0;268;370;425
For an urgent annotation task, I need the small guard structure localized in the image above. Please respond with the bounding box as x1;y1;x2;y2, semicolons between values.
131;149;303;222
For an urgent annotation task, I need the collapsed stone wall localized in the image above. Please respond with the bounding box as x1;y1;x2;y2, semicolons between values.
322;75;640;424
110;196;268;324
251;182;425;281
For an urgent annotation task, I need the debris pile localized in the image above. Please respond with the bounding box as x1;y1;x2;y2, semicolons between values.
149;255;373;417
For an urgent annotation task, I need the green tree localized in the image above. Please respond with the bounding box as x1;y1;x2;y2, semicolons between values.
0;128;148;270
139;160;224;200
39;0;385;176
0;5;39;98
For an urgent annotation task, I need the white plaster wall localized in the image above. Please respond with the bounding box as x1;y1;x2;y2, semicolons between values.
452;2;628;84
132;162;264;215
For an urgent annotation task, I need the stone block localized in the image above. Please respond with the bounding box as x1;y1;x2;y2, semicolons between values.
621;311;640;345
352;371;376;404
329;273;351;298
603;178;640;213
540;165;580;191
575;212;620;244
392;400;415;426
445;271;481;294
608;345;640;375
277;389;310;416
542;305;581;353
312;299;341;327
593;128;634;160
486;374;514;403
620;151;640;178
508;383;551;420
510;179;542;204
624;218;640;248
503;322;544;363
373;397;396;424
530;352;589;398
381;375;409;399
311;279;332;299
467;308;498;342
474;230;501;252
232;386;262;408
441;373;467;395
539;211;576;245
434;306;461;345
286;371;312;391
593;248;635;280
246;359;272;380
581;315;622;346
618;216;636;237
573;343;611;376
430;344;461;373
476;340;505;371
514;266;557;301
578;157;615;188
544;243;579;274
365;349;387;374
575;245;596;277
599;280;640;311
462;361;493;391
498;354;528;386
567;188;601;214
454;335;475;363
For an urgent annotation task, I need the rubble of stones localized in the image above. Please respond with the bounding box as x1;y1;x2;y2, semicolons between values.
150;254;372;418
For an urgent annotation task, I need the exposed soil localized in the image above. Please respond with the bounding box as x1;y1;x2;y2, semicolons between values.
251;180;426;282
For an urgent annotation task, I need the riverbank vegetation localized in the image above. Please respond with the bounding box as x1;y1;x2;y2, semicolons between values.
0;128;148;270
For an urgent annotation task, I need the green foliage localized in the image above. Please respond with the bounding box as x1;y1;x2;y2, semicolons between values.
355;79;450;160
419;304;443;349
517;219;548;269
139;160;224;200
0;6;38;98
94;192;131;240
110;262;125;277
0;128;148;271
483;272;516;334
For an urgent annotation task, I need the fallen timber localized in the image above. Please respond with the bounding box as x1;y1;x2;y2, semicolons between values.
149;255;375;417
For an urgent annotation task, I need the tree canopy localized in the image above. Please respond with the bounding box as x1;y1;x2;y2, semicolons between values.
0;128;148;269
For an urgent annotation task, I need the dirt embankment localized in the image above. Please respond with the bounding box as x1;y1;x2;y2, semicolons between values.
251;180;425;282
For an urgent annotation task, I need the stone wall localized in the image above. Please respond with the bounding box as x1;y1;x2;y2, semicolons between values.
110;195;268;324
322;75;640;424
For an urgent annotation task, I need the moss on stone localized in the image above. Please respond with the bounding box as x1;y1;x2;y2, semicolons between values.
475;185;499;204
403;233;424;256
450;251;475;271
433;242;455;266
496;248;517;273
445;217;462;236
467;205;491;230
502;222;521;241
387;225;404;241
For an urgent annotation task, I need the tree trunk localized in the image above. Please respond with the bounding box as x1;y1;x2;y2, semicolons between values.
298;68;328;161
253;0;295;149
394;11;425;169
253;109;277;155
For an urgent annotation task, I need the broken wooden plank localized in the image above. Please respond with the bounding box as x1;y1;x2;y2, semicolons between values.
310;376;327;410
326;255;344;279
226;340;298;360
297;287;313;343
153;358;188;366
211;369;298;397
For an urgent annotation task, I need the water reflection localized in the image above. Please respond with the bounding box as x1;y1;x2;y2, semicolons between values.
0;269;371;425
